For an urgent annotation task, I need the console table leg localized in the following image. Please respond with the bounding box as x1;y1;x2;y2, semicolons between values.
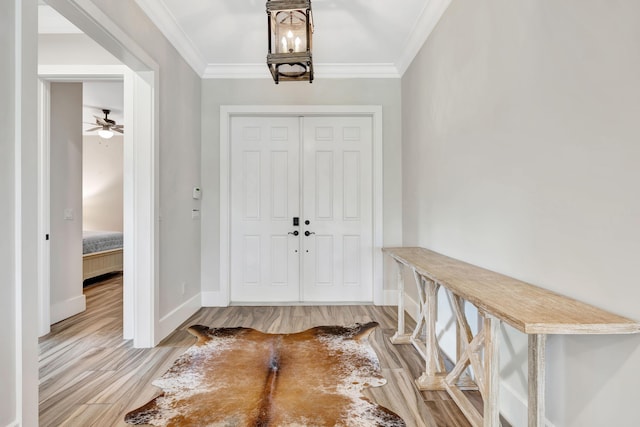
390;260;411;344
483;315;501;427
528;334;546;427
416;278;446;389
425;279;441;375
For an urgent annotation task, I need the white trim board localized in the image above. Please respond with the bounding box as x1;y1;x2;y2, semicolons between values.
217;105;384;307
394;0;453;75
37;79;51;337
202;63;401;79
50;295;86;324
37;64;127;79
201;291;225;307
133;0;206;76
158;293;201;340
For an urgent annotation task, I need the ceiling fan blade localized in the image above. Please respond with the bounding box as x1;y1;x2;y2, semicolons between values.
112;124;124;129
94;116;108;126
112;128;124;134
85;126;102;132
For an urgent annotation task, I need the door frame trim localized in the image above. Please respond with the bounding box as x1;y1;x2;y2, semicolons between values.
41;0;161;347
219;105;384;305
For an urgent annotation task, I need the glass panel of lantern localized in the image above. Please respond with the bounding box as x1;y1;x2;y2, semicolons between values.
273;9;308;54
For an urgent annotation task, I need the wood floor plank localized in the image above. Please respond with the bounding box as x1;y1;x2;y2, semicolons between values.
39;274;508;427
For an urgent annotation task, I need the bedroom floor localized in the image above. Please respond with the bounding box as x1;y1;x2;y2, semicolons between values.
38;274;509;427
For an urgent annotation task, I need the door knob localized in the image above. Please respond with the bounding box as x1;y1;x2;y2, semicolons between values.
304;230;315;236
288;230;299;236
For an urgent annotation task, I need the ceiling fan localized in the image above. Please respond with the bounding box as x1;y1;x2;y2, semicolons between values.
86;109;124;139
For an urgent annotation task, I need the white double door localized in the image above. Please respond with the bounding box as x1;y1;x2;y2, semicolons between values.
230;115;373;303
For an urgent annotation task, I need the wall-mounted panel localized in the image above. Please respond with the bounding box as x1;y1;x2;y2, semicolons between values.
315;235;334;285
315;151;334;220
343;151;361;220
271;151;288;220
243;151;261;219
243;236;260;285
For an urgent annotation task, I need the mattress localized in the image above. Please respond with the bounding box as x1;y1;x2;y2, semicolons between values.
83;230;123;255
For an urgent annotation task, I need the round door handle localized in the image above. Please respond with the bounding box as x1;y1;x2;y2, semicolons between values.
304;231;315;236
288;230;299;236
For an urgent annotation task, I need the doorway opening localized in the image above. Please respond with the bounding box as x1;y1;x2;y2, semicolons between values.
38;0;159;347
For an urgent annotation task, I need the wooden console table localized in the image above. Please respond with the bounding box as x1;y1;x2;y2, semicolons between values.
383;247;640;427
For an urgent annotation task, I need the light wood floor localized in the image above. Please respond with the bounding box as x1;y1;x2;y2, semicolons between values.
39;274;506;427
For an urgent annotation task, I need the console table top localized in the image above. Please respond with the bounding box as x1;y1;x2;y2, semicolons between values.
383;247;640;335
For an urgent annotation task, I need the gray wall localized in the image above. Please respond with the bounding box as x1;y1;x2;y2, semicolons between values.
200;78;403;297
92;1;203;318
402;1;640;425
47;0;203;319
83;135;124;232
39;33;120;65
50;82;85;323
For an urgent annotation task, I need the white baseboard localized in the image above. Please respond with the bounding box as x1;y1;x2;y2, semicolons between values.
201;290;228;307
157;293;201;341
500;382;527;427
50;294;86;324
384;290;420;322
500;381;555;427
383;289;398;305
404;293;420;322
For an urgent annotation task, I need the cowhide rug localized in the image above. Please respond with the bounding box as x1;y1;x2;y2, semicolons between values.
125;322;405;426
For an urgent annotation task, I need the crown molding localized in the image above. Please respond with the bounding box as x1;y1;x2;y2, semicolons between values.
203;64;270;79
133;0;207;76
315;63;400;79
38;64;128;79
395;0;452;76
135;0;451;80
203;62;400;79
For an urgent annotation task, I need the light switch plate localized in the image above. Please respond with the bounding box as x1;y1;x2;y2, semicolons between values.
192;187;201;199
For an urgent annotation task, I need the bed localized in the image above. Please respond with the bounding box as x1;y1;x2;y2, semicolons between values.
83;230;123;280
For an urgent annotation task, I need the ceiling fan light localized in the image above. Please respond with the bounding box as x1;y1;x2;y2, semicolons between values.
98;129;114;139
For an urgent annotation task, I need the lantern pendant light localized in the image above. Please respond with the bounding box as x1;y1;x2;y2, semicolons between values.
266;0;314;83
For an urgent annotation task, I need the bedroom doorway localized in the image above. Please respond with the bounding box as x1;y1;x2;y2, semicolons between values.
39;67;157;347
37;1;159;348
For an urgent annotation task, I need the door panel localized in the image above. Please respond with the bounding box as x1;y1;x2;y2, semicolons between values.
302;116;373;302
230;115;373;303
230;116;300;302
